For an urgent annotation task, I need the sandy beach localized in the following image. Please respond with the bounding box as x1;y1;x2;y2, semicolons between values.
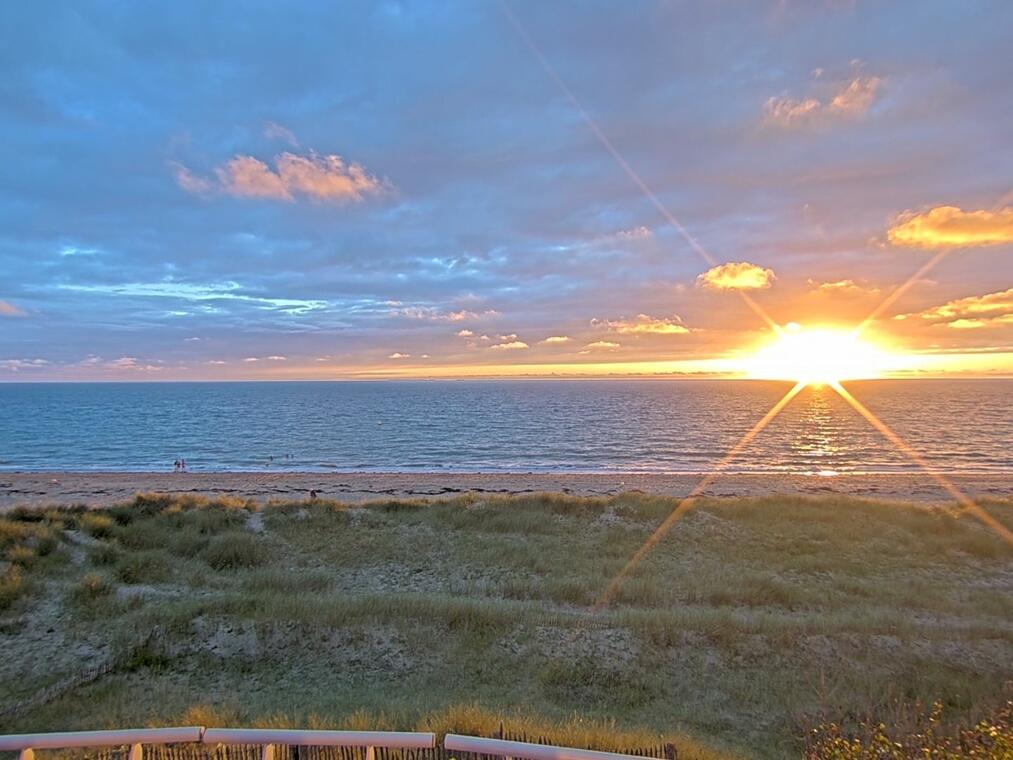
1;470;1009;508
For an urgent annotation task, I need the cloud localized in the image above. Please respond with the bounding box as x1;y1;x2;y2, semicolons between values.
0;300;27;317
594;314;690;335
539;335;571;344
456;329;475;337
765;73;883;127
0;358;48;371
216;156;291;199
489;341;528;350
614;226;652;240
697;262;775;290
177;150;384;203
583;340;620;351
266;355;287;361
809;279;880;295
388;352;411;359
897;287;1013;329
392;306;498;322
243;357;259;362
264;121;299;147
887;206;1013;249
170;162;215;194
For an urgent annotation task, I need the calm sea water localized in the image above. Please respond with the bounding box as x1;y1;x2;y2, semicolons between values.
0;380;1009;474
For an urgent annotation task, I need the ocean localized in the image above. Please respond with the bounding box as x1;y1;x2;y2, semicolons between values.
0;379;1009;474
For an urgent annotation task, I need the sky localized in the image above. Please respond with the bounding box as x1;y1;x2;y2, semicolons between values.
1;0;1012;381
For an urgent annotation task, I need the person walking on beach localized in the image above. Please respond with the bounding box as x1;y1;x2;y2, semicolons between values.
181;458;187;472
173;459;180;473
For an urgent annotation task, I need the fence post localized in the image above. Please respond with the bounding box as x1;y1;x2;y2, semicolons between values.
261;745;275;760
19;749;34;760
129;743;144;760
364;747;375;760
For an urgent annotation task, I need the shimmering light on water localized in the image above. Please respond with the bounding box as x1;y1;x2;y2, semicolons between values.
0;380;1008;474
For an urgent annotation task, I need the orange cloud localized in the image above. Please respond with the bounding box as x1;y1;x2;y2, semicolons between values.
809;279;880;296
887;205;1013;249
216;156;291;199
897;287;1013;329
489;340;528;350
765;73;883;127
170;162;214;194
594;314;690;335
0;300;26;317
177;150;384;203
697;261;775;291
583;340;620;351
540;335;571;344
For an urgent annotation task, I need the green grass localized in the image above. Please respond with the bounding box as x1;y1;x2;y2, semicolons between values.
0;491;1009;759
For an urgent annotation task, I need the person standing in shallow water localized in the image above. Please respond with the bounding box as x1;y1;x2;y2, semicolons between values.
173;459;180;472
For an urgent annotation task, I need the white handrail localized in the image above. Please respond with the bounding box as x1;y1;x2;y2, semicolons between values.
0;727;204;751
202;729;435;748
444;734;656;760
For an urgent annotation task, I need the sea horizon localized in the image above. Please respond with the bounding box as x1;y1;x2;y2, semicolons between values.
4;378;1009;475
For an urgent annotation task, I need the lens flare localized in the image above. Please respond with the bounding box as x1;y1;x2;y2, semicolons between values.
743;325;892;385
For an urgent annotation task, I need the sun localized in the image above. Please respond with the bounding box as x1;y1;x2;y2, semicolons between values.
742;323;892;385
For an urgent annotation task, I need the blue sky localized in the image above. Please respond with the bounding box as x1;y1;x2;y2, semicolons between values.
2;1;1011;379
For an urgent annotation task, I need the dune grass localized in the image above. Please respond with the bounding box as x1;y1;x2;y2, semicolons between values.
0;491;1009;759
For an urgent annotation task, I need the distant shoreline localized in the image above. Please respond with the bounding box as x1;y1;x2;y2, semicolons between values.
1;470;1010;508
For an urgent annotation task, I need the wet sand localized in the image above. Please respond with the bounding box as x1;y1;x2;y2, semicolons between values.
0;471;1009;509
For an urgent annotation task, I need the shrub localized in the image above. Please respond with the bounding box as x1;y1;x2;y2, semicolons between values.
0;567;26;610
202;532;264;570
88;543;122;566
0;518;30;549
6;544;36;568
170;528;209;558
34;527;59;556
804;700;1013;759
71;572;115;603
115;551;172;584
118;521;167;551
539;657;658;710
80;513;115;539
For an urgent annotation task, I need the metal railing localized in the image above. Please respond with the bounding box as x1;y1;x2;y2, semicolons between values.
0;728;204;760
444;734;654;760
0;728;653;760
0;728;435;760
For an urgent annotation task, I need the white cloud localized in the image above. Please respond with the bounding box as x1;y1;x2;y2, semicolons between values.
263;121;299;147
392;306;498;322
539;336;571;344
0;358;48;371
388;352;411;359
489;341;529;350
594;314;690;335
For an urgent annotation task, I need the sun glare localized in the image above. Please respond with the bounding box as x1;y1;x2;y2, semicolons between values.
743;324;892;385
